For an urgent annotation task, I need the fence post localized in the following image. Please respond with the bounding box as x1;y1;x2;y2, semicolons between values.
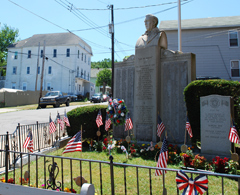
36;121;40;152
109;155;114;195
5;131;9;183
18;123;21;153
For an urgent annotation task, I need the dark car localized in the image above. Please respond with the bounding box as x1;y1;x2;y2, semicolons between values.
67;93;78;101
196;76;221;80
91;93;103;103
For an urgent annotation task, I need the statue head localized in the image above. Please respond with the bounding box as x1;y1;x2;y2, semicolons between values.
144;14;158;32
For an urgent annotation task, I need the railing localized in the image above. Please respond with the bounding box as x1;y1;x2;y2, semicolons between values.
1;148;240;194
0;117;68;168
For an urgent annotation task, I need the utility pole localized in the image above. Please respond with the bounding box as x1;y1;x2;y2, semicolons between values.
178;0;182;52
109;5;114;98
35;42;40;91
38;40;46;107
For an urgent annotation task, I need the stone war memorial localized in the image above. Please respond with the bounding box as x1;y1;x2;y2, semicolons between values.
201;95;232;159
113;14;196;144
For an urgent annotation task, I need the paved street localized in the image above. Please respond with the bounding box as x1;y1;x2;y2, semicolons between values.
0;102;107;134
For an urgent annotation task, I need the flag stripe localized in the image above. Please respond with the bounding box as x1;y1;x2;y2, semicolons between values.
157;115;165;137
155;137;168;176
229;120;239;144
62;131;82;154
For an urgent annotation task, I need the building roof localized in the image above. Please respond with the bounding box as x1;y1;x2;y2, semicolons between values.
8;32;92;54
160;16;240;31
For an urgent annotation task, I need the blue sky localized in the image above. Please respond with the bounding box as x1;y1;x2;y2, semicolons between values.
1;0;240;62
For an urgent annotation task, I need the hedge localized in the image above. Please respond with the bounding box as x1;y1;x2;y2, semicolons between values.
66;104;108;140
184;79;240;143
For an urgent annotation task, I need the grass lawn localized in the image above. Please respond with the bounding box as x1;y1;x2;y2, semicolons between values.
2;148;238;195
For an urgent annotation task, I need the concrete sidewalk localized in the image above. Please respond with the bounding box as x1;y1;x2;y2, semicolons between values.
0;108;19;113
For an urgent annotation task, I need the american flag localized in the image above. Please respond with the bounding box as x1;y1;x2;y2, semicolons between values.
105;114;111;131
96;110;103;127
23;131;34;153
157;115;165;137
57;113;65;131
229;120;239;144
125;112;133;131
49;116;56;134
62;131;82;154
186;117;193;138
63;110;70;127
155;137;168;176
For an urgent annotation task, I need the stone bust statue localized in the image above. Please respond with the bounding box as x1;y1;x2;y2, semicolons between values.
135;14;167;49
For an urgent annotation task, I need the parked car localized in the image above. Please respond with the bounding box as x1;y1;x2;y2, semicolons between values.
39;91;71;108
102;94;109;102
196;76;221;80
67;93;78;101
91;93;103;103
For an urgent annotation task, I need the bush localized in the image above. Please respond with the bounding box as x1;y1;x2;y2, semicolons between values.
184;79;240;143
66;104;108;140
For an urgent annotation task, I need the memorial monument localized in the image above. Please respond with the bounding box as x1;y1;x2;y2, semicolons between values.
114;14;196;144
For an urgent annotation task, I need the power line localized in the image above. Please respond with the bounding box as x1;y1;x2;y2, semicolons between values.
73;0;190;10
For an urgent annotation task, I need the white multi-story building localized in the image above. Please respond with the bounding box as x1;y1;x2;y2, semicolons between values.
6;32;94;96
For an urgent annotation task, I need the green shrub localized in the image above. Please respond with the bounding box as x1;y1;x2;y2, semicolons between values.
184;79;240;143
66;104;108;140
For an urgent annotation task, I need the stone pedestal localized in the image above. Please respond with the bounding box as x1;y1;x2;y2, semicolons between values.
134;46;160;142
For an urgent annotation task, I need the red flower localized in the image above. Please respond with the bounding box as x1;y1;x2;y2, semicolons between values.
103;146;106;150
107;111;109;114
119;100;122;104
118;110;121;114
117;120;120;123
110;115;113;118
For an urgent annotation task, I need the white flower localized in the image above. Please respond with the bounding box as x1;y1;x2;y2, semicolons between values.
118;105;121;109
121;113;125;117
108;106;112;110
114;114;117;118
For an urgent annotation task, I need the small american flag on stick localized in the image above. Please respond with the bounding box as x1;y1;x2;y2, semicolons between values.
157;115;165;137
96;110;103;127
186;116;193;138
229;119;239;144
23;131;34;153
105;114;111;131
62;131;82;154
155;137;168;176
125;112;133;131
57;113;65;131
63;110;70;127
49;116;56;134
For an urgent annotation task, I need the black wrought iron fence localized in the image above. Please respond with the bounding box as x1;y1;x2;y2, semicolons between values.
0;117;68;168
1;148;240;195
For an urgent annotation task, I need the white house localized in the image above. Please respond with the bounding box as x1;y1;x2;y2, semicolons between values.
159;16;240;81
6;32;94;96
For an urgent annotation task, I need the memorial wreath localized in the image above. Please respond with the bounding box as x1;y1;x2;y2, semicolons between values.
106;99;128;126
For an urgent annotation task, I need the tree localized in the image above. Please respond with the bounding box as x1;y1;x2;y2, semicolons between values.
96;68;112;94
91;58;120;69
0;24;19;75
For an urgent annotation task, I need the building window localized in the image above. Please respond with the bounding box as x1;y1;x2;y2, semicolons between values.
66;48;70;57
77;67;79;77
22;82;27;91
229;31;238;47
41;50;43;58
38;66;40;74
81;69;83;77
88;72;89;80
88;57;90;65
81;53;83;61
78;50;80;58
27;67;30;74
13;67;17;74
84;54;86;63
53;49;57;58
84;70;86;79
28;50;31;58
14;52;18;59
48;66;52;74
12;83;16;89
231;60;240;77
78;84;81;92
47;83;51;91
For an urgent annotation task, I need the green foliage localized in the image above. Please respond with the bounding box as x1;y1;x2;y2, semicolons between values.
91;58;119;69
184;79;240;143
66;104;108;139
0;24;19;69
96;68;112;87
